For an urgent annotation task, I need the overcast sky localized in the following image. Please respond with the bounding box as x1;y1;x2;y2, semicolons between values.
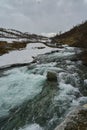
0;0;87;33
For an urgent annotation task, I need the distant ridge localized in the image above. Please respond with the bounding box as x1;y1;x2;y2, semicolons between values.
0;27;47;39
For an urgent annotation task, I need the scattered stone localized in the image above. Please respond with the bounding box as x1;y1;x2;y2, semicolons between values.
47;71;57;82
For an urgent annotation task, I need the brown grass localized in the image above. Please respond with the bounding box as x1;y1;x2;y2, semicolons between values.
52;21;87;48
0;41;28;55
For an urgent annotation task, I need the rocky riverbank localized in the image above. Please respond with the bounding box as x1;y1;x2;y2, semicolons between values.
55;104;87;130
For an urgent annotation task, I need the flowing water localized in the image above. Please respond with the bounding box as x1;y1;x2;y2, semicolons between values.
0;45;87;130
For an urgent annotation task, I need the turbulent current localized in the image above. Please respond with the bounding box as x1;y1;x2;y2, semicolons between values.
0;44;87;130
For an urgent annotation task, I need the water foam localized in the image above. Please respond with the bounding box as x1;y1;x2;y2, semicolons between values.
19;124;43;130
0;67;46;117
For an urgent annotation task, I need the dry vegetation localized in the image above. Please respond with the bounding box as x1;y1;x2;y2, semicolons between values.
52;21;87;65
0;41;28;55
52;21;87;47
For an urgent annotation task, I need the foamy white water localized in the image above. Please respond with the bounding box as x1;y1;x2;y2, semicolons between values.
19;124;43;130
0;67;46;117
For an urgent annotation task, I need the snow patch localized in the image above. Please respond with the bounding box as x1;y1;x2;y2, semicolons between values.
0;43;58;67
0;38;27;43
41;33;57;37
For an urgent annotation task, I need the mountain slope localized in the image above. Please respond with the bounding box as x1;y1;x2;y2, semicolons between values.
52;21;87;48
0;28;49;55
0;28;48;39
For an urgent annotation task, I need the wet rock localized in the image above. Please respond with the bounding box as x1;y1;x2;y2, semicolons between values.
54;105;87;130
47;71;57;82
83;104;87;109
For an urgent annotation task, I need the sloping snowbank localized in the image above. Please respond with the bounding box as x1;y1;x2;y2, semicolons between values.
0;43;58;67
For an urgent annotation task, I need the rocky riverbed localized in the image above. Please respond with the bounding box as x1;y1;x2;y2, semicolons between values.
0;41;87;130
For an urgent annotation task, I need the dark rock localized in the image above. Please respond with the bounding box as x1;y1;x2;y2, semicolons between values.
35;47;45;49
47;71;57;82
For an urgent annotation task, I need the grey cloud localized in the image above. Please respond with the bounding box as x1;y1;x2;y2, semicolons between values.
0;0;87;33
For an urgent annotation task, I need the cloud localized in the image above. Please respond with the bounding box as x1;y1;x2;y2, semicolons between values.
84;0;87;4
36;0;43;3
0;0;87;33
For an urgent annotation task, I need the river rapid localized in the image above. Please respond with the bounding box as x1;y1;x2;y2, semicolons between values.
0;43;87;130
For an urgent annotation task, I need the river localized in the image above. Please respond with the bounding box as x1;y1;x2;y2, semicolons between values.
0;43;87;130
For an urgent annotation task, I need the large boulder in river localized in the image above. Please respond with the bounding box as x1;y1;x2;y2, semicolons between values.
47;71;57;82
54;104;87;130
